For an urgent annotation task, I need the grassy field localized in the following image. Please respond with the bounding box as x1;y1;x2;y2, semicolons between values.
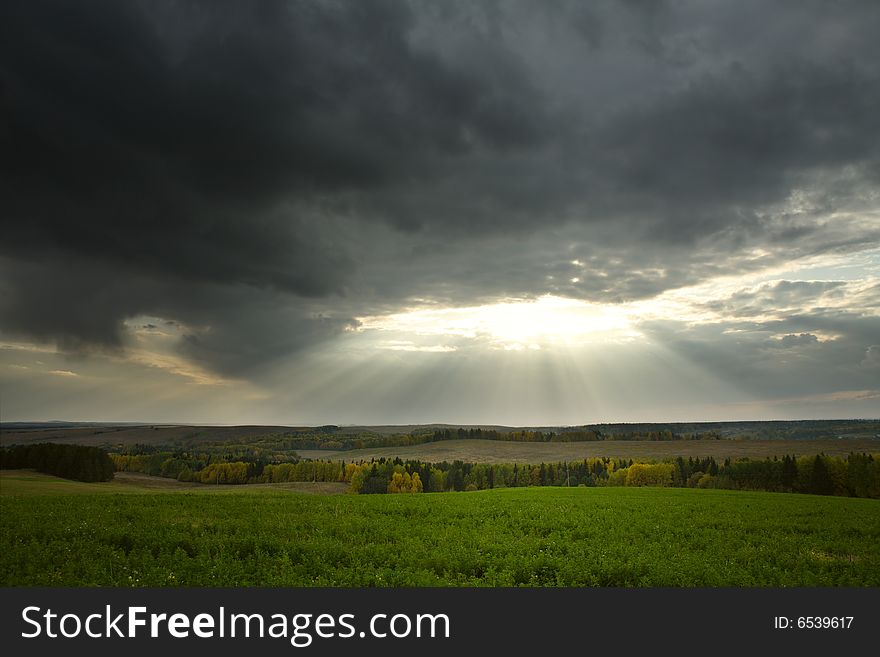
296;437;880;463
2;472;878;587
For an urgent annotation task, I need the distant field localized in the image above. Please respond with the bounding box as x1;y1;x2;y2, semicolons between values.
1;473;878;586
297;438;880;464
0;471;348;496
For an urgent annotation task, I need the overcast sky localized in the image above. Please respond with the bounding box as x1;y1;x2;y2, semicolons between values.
1;0;879;425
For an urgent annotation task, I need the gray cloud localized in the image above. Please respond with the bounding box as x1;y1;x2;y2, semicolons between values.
1;0;879;385
863;345;880;369
767;333;820;349
639;302;880;402
700;281;850;318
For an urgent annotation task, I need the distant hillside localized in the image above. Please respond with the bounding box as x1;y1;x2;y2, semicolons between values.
2;418;878;454
560;419;880;441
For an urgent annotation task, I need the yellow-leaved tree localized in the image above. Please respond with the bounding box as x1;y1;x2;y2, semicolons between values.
387;471;423;493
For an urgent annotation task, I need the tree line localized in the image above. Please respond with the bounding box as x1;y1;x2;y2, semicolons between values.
239;426;724;452
429;427;723;442
109;448;879;498
339;453;878;497
1;443;114;482
110;447;299;481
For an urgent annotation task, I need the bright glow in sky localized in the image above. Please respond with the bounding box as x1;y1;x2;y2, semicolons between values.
357;295;641;351
351;252;880;356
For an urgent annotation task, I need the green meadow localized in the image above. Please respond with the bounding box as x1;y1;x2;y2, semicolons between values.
2;471;878;587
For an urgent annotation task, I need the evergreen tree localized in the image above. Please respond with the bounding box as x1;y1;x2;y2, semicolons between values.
809;456;834;495
781;455;798;491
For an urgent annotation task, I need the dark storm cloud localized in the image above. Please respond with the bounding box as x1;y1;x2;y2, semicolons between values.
592;61;880;242
0;0;550;367
1;0;544;278
174;294;360;378
1;0;879;377
0;254;357;375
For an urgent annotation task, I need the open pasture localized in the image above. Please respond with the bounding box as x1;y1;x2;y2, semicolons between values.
2;476;878;587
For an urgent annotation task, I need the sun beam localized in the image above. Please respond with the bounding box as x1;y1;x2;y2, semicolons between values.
356;295;640;351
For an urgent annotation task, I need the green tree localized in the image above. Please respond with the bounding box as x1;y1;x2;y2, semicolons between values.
781;455;798;491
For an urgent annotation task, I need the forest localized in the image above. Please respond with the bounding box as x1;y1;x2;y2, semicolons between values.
207;426;725;452
108;450;880;499
0;443;114;482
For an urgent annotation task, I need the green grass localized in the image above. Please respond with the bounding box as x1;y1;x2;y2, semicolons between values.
2;474;879;587
0;470;146;494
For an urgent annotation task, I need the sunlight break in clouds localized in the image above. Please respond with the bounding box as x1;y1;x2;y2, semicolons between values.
357;296;641;351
